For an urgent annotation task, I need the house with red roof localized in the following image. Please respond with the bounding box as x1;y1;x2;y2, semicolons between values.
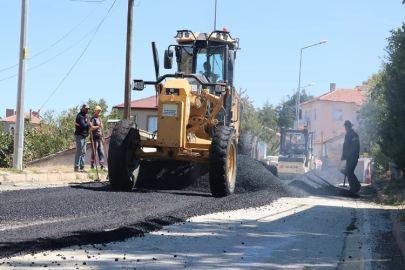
299;83;367;169
113;96;158;132
1;109;40;132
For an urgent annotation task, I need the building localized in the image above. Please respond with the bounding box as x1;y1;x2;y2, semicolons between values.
299;83;366;139
299;84;366;169
1;109;40;132
113;96;158;132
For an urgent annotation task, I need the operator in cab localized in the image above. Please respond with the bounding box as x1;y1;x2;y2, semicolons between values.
203;62;220;83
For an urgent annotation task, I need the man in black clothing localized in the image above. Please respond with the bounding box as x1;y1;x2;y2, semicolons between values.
341;120;361;193
74;103;93;172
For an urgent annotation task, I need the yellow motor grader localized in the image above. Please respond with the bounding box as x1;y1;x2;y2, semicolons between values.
108;29;251;197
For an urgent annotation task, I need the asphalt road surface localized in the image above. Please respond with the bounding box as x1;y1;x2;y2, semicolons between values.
0;157;404;269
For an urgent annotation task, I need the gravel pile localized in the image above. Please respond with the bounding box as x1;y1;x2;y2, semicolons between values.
137;155;304;197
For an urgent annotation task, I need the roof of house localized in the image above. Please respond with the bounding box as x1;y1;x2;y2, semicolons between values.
301;86;366;106
113;96;158;110
313;129;346;144
1;112;40;124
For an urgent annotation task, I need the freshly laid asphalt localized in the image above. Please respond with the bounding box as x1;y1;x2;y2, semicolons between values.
0;155;365;261
0;156;305;258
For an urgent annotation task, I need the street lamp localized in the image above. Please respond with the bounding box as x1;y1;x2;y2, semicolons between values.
295;83;315;119
295;40;327;129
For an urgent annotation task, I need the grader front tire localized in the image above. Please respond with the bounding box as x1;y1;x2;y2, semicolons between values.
108;120;141;191
209;127;237;197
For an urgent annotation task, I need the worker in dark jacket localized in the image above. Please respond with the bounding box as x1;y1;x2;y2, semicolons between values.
341;120;361;193
74;104;92;172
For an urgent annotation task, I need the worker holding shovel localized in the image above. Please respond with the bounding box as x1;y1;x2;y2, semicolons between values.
341;120;361;193
90;106;106;171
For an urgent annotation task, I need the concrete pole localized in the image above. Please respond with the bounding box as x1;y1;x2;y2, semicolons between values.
13;0;29;170
214;0;218;30
123;0;134;120
295;49;303;129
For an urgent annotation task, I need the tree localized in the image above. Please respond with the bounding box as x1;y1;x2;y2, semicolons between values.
0;118;5;134
358;70;389;179
360;23;405;172
239;89;280;155
375;24;405;170
275;89;314;129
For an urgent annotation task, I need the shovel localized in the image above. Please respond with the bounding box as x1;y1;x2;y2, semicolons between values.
100;124;109;180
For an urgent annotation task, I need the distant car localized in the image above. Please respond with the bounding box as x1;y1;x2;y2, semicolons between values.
266;156;279;167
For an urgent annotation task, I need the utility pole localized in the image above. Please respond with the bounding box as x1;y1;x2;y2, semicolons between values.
124;0;134;120
214;0;218;30
13;0;29;170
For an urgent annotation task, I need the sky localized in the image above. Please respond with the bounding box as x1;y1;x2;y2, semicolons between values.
1;0;404;118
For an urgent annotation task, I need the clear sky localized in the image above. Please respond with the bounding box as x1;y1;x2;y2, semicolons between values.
1;0;404;118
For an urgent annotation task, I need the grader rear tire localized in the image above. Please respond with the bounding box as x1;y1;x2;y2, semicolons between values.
238;134;258;159
108;120;141;191
209;126;237;197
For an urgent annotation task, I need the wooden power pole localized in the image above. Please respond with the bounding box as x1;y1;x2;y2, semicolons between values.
124;0;134;120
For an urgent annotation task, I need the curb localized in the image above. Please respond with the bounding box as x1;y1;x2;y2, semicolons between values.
392;218;405;260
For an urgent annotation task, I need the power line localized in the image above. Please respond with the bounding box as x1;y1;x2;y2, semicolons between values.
40;0;118;110
0;26;97;82
0;1;102;73
0;0;122;82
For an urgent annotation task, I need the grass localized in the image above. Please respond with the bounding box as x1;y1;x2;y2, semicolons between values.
8;169;24;174
382;197;405;206
86;169;107;180
381;179;405;195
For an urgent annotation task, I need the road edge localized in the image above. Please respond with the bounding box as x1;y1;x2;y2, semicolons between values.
371;181;405;261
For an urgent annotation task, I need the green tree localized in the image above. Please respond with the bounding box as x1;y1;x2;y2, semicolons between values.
358;70;389;179
0;118;6;134
275;89;313;129
375;24;405;170
239;89;280;155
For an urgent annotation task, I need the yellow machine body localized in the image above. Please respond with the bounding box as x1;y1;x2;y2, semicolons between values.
139;78;241;163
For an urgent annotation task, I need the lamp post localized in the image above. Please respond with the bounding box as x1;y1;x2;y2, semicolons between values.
295;40;327;129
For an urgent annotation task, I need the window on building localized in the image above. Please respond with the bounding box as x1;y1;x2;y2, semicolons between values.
313;131;316;140
314;109;318;120
333;109;343;120
147;116;158;133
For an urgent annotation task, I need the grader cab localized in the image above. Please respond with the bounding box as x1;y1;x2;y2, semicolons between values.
108;29;253;197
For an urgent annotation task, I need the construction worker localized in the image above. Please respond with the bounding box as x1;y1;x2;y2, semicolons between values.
90;106;106;170
341;120;361;193
74;103;92;172
203;62;219;83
